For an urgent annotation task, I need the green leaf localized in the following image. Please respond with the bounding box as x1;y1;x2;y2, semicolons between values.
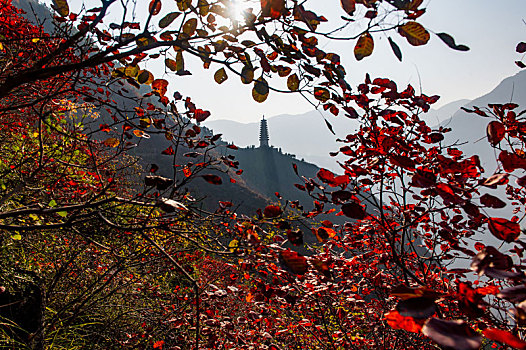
388;37;402;61
48;199;57;207
57;211;68;217
436;32;470;51
11;233;22;241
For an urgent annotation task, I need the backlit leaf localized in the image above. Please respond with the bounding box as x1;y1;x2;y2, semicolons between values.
152;79;169;96
314;87;330;102
159;12;180;28
261;0;285;19
103;138;120;147
241;66;254;84
287;73;300;91
149;0;161;15
183;18;198;36
488;217;521;242
263;205;282;218
125;65;139;78
487;120;505;146
398;21;430;46
341;202;366;220
340;0;355;15
354;32;374;60
214;67;228;84
280;249;308;274
252;78;269;103
385;311;424;333
165;58;177;71
52;0;69;16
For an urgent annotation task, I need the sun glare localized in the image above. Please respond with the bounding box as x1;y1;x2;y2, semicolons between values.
228;0;255;23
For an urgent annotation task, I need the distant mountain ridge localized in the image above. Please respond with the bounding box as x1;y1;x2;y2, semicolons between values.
205;98;472;173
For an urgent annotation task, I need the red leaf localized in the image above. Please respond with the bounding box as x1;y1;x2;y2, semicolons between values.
317;168;335;183
488;217;521;243
340;0;355;15
202;174;222;185
341;201;366;220
261;0;285;19
487;121;505;146
385;311;424;333
517;42;526;53
263;205;282;218
499;151;526;172
517;175;526;187
152;79;168;96
390;155;416;170
480;193;506;209
161;146;174;155
149;0;161;15
153;340;165;349
194;109;211;122
483;328;526;350
280;249;308;274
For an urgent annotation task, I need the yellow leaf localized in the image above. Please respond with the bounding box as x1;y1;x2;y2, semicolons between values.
125;65;139;78
165;58;177;71
214;67;228;84
182;18;198;36
176;51;184;71
159;12;180;28
354;32;374;61
398;21;430;46
52;0;69;16
103;138;120;147
240;66;254;84
287;73;299;91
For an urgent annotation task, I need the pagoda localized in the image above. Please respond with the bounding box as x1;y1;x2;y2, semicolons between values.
259;116;269;148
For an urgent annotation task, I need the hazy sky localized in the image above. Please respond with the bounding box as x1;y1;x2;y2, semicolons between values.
62;0;526;123
182;0;526;123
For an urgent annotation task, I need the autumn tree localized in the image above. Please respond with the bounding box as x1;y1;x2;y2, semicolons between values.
3;0;526;349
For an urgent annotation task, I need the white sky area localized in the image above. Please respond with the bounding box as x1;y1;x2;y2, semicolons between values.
58;0;526;123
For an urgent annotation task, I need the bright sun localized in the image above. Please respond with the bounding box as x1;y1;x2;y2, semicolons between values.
228;0;255;22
